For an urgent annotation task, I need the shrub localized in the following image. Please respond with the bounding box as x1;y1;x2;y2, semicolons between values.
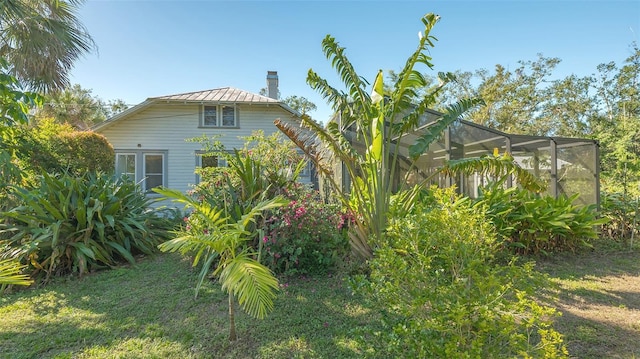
599;192;639;241
51;131;115;175
354;187;567;358
262;184;350;275
0;172;172;281
475;183;606;255
10;119;114;177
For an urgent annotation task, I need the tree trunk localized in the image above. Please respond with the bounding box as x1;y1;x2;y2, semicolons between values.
228;292;237;341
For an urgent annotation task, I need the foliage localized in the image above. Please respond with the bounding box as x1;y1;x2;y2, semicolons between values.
0;0;96;92
6;119;114;179
437;44;640;196
50;130;115;174
599;192;639;243
282;95;317;115
474;183;607;255
592;45;640;196
276;13;487;259
0;258;33;290
191;131;307;218
155;187;286;341
0;59;42;210
0;59;41;126
262;184;350;275
354;187;568;358
0;172;171;281
34;84;130;129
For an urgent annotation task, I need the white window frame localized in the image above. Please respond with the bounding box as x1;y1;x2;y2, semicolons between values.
143;153;165;192
115;153;137;182
114;150;168;194
201;104;238;128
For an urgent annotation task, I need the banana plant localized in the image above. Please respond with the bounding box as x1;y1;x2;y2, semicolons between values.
276;13;539;259
154;187;286;341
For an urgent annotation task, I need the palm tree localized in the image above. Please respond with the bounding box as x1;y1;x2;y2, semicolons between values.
154;187;286;341
276;13;542;259
0;0;96;93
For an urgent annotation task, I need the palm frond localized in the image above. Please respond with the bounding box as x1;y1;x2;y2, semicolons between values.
218;251;279;320
441;154;546;193
307;70;350;113
0;258;33;287
320;35;369;106
391;14;440;110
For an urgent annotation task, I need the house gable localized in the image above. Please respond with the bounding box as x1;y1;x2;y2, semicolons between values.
95;86;307;195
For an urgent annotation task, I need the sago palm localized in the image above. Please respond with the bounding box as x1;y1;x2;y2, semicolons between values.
0;0;96;93
276;13;541;259
154;187;286;341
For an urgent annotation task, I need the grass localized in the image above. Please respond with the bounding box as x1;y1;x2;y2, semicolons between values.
535;241;640;359
1;243;639;358
0;253;382;359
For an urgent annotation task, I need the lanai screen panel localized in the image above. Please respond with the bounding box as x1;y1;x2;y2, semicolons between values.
451;121;509;197
510;136;554;195
556;141;598;206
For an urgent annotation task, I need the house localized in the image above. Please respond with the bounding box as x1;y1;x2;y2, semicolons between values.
93;71;314;195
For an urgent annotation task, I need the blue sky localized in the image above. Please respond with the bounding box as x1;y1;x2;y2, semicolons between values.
70;0;639;123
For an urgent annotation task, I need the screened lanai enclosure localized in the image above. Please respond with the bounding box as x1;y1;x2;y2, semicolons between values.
399;110;600;207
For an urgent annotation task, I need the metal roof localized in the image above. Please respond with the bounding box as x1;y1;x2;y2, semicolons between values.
151;87;280;104
92;87;299;132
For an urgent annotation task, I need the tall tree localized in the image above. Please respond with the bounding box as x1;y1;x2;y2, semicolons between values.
591;45;640;195
0;0;96;93
35;84;129;129
282;95;316;115
36;84;105;129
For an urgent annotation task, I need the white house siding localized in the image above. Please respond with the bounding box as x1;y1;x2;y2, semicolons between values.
98;102;305;195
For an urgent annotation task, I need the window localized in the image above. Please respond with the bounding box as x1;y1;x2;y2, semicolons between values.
201;105;237;127
203;106;217;126
114;150;167;193
116;153;136;181
144;154;164;191
196;152;228;183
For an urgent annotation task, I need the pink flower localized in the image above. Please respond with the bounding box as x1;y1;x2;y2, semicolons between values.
183;217;189;222
263;236;269;243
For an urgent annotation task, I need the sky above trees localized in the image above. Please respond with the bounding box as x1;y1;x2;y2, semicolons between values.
69;1;639;124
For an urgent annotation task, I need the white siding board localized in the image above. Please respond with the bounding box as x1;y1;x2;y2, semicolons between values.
98;102;305;194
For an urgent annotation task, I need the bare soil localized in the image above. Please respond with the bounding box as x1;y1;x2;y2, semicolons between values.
536;246;640;358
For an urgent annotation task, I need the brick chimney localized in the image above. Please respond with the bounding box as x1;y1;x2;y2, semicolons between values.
266;71;279;100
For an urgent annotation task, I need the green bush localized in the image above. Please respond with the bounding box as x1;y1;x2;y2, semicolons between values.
262;184;350;275
51;131;115;175
354;188;567;358
599;192;639;241
475;184;606;255
0;172;172;281
10;120;114;177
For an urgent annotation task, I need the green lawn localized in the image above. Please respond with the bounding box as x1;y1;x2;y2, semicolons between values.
0;253;382;359
1;245;639;359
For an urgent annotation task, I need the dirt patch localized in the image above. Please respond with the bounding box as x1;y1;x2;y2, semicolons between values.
536;248;640;358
